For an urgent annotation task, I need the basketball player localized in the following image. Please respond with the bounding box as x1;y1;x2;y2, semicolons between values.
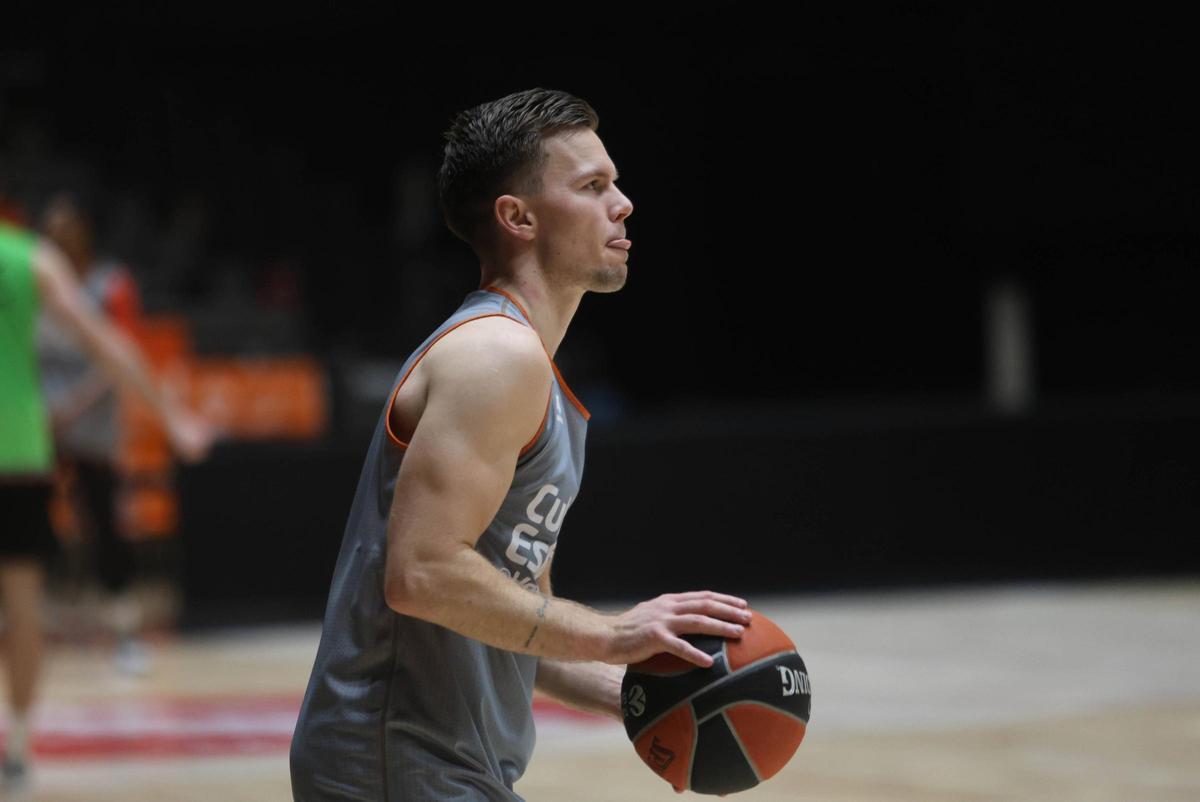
290;88;752;801
37;192;151;674
0;218;212;792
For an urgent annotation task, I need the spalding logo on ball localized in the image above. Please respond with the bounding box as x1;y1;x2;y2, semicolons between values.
620;610;810;795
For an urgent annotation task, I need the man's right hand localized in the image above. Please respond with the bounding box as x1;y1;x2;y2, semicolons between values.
165;408;217;464
605;591;752;668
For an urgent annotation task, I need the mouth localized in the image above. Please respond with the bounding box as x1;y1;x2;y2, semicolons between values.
606;238;631;251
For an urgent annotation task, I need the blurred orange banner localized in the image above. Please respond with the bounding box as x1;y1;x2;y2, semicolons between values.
115;316;328;539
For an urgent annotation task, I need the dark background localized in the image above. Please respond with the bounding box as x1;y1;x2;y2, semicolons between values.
5;5;1198;623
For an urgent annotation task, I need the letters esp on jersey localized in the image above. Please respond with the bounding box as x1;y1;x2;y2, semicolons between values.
503;483;572;580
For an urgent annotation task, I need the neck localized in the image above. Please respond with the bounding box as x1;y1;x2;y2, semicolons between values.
480;266;582;357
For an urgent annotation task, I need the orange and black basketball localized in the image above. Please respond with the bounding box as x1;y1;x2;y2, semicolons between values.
620;610;810;795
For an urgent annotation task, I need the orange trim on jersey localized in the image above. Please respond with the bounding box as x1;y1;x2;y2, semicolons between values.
546;360;591;421
521;394;552;457
482;286;592;421
481;285;533;323
385;313;552;454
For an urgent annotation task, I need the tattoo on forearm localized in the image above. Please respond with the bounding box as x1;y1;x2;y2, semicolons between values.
524;595;549;648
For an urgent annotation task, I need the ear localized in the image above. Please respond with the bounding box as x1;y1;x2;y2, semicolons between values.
494;194;536;242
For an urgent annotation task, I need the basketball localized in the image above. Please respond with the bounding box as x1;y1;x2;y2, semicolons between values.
620;610;811;795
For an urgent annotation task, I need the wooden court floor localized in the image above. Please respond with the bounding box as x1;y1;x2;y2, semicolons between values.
5;579;1199;801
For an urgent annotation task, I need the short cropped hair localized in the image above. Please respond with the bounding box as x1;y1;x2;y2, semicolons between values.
438;88;598;247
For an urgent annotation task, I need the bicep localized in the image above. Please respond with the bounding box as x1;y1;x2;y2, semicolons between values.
385;327;552;570
388;398;521;560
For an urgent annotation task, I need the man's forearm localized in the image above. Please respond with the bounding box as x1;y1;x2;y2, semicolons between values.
536;658;625;721
385;544;616;663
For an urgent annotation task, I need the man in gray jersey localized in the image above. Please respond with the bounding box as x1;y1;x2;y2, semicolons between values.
290;88;751;801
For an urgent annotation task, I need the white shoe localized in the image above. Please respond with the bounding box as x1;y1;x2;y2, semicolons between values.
1;756;30;798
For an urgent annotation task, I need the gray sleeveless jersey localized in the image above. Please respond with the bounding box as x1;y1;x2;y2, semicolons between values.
291;289;589;801
36;262;126;461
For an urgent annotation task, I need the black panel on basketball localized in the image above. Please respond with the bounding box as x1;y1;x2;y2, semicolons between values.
684;634;729;661
691;653;810;723
621;635;730;742
622;657;728;742
689;714;760;795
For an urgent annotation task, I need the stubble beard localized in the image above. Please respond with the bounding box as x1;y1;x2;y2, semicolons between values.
589;262;628;293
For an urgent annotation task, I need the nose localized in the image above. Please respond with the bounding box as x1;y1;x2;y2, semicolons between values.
612;188;633;222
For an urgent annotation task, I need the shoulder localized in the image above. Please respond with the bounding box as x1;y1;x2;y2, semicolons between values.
0;228;46;281
411;314;553;452
28;239;71;297
426;314;552;390
28;240;94;320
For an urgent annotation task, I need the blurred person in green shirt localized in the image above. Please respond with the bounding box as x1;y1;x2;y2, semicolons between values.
0;215;213;794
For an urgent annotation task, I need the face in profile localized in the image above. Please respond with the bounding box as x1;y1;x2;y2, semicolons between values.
525;128;634;293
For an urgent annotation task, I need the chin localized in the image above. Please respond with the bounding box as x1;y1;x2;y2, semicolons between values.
589;263;628;293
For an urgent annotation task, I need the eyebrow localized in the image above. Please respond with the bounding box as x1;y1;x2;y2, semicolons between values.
574;166;620;183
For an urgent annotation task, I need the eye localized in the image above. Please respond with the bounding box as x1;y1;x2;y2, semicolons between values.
586;179;605;192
